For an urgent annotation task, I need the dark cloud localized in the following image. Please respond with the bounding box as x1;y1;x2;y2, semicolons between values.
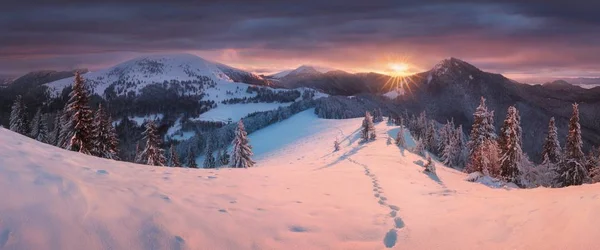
1;0;600;78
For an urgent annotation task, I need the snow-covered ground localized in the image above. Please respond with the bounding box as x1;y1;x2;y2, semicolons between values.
1;110;600;249
191;103;294;123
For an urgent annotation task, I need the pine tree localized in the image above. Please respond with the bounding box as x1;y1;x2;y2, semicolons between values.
218;149;230;166
334;139;341;151
425;120;437;153
395;128;406;148
424;154;436;174
50;111;63;146
134;141;142;163
230;120;255;168
187;146;198;168
91;104;119;159
203;137;216;169
29;108;48;143
498;106;524;184
361;111;376;141
556;103;588;186
542;117;562;164
455;125;468;168
414;138;425;156
168;144;181;167
59;72;95;154
139;121;166;166
466;97;498;175
9;95;28;135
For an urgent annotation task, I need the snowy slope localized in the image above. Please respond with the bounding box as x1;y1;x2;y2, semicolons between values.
2;113;600;249
45;53;232;97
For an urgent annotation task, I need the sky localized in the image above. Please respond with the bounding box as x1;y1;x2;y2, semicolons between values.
2;0;600;83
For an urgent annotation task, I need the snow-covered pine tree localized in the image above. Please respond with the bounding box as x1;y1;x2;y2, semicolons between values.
187;146;198;168
498;106;524;184
168;144;181;167
361;111;376;141
466;97;498;175
134;141;141;163
59;72;95;154
203;138;216;169
396;128;406;148
455;125;468;168
230;120;255;168
50;111;63;146
334;139;341;151
138;121;166;166
373;108;384;123
442;132;457;167
218;149;230;166
423;154;436;174
29;108;48;143
414;138;425;156
556;103;588;187
584;148;599;175
9;95;28;135
542;117;562;164
425;120;437;153
438;119;454;154
106;115;120;159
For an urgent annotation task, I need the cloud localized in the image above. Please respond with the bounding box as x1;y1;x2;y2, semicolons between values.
1;0;600;78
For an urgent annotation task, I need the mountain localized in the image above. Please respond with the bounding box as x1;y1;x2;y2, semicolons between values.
0;75;14;86
45;54;236;97
268;65;393;96
214;62;271;86
2;111;600;249
394;57;600;160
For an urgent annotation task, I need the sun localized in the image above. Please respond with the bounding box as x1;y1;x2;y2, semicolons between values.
387;62;410;77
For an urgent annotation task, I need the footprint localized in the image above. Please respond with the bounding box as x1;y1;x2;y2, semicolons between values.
380;196;387;201
383;229;398;248
378;200;387;205
389;205;399;211
390;210;397;217
289;226;309;233
394;217;405;228
230;200;237;204
218;209;228;213
374;193;380;198
96;170;109;175
208;176;218;179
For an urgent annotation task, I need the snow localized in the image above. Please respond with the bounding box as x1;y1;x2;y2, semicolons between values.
45;53;232;97
383;88;405;99
165;117;195;141
270;70;293;79
191;103;293;123
2;111;600;249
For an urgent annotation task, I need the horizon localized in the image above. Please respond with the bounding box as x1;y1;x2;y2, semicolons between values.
3;1;600;82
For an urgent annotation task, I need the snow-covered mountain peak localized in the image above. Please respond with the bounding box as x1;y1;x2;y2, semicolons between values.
45;53;235;97
426;57;483;84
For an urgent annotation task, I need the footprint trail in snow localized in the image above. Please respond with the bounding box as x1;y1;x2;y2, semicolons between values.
348;158;404;248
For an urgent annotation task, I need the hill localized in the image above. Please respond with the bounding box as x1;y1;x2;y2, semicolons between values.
1;110;599;249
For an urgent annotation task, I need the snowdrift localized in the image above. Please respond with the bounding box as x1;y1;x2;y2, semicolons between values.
1;110;600;249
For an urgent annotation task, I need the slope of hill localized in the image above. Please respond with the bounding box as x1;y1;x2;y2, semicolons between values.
1;111;599;249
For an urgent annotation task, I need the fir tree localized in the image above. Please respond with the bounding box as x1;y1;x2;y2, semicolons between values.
395;128;406;148
168;144;181;167
9;95;28;135
542;117;562;164
203;137;217;169
187;146;198;168
556;103;588;186
29;108;48;143
50;111;63;146
466;97;498;175
498;106;524;184
230;120;255;168
423;154;436;174
59;72;95;154
91;104;119;159
218;149;230;166
425;120;437;153
455;125;468;168
361;111;376;141
138;121;166;166
414;138;425;157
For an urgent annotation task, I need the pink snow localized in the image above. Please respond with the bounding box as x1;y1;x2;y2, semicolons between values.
0;110;599;249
